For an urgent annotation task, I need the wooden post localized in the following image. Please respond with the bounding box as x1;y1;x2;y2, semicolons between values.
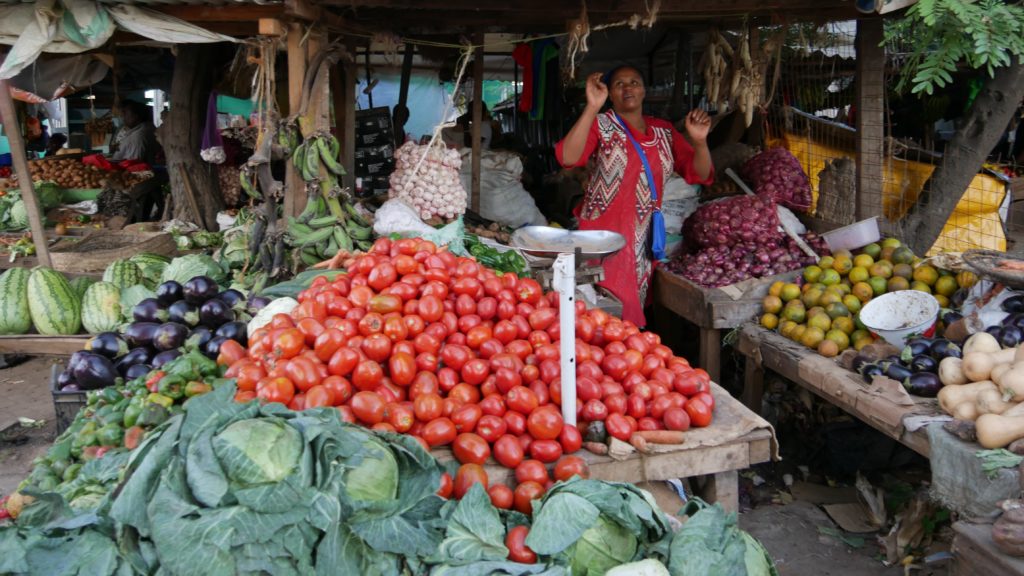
364;45;374;109
470;35;484;213
337;50;357;191
395;42;414;147
284;23;306;218
0;81;51;267
855;18;885;221
669;30;688;121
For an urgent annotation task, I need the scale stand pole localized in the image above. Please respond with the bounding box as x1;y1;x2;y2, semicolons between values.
553;251;577;427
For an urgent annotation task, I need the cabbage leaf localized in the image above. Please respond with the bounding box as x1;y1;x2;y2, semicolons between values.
161;254;229;286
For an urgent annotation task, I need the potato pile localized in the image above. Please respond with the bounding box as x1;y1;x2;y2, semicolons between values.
22;158;107;189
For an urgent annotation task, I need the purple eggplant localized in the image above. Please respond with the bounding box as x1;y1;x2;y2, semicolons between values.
950;289;969;309
943;310;963;325
187;326;214;350
184;276;219;304
133;298;168;323
900;339;932;363
125;363;152;381
910;354;938;373
85;332;128;360
248;296;271;313
219;289;246;309
55;369;76;390
930;339;962;359
156;280;184;306
124;322;161;348
903;372;943;397
860;363;884;384
1003;295;1024;313
215;321;247;346
152;349;183;368
68;350;90;374
168;300;200;327
203;335;228;359
60;383;81;393
199;299;234;328
72;353;119;390
986;325;1003;339
1001;326;1023;348
884;362;914;381
114;347;154;376
153;322;189;351
851;354;871;374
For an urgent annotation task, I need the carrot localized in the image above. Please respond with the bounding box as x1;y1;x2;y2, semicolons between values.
629;435;651;454
582;441;609;455
998;260;1024;272
632;430;687;444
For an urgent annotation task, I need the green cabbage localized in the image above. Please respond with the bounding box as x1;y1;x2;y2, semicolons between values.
569;516;639;576
344;436;399;502
212;418;302;486
34;182;62;211
161;254;228;285
8;199;27;229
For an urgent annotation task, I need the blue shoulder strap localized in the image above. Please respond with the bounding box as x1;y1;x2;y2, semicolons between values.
611;111;659;204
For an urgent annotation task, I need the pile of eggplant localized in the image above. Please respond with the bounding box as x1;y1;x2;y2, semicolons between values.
980;294;1024;348
854;335;963;398
55;276;269;393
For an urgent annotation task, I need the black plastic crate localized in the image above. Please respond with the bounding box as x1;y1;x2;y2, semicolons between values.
50;363;86;435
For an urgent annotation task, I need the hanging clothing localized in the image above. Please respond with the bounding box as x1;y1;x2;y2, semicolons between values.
529;41;559;121
512;43;534;114
555;110;713;326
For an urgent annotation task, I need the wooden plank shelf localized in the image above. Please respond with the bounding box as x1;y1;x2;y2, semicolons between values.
0;335;89;356
434;382;774;512
652;267;799;382
952;521;1024;576
735;322;935;457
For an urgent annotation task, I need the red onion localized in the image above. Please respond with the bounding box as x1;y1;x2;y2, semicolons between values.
682;196;783;250
666;232;830;288
741;148;812;213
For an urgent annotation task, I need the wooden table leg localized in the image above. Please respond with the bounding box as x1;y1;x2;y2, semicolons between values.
697;470;739;513
741;354;765;413
699;328;721;383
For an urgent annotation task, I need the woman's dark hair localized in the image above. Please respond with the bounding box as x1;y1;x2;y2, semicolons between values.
601;65;646;86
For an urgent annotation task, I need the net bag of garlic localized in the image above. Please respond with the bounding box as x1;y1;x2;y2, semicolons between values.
388;141;468;220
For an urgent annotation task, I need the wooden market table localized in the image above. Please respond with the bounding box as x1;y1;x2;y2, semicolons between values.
0;335;90;356
735;323;937;457
437;382;776;513
652;267;799;383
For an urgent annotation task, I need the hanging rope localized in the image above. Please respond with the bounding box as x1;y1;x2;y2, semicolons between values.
410;42;474;179
564;0;662;79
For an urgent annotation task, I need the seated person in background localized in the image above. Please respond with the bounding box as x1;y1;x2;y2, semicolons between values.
45;133;67;157
110;100;158;165
458;101;493;149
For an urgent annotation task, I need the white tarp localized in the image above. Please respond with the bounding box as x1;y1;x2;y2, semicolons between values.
0;0;237;80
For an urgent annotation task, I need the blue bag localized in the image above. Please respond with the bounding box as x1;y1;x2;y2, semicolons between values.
612;112;667;261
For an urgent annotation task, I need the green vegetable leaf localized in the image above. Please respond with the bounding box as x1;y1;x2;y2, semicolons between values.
119;285;155;320
525;492;600;555
435;483;509;564
430;561;570;576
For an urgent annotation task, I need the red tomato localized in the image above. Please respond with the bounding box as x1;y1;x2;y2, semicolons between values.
503;411;527;436
475;414;507;443
663;407;691;431
440;344;472;371
382;316;409;343
626;393;647;419
217;339;247;366
388;352;416;387
357;312;384;336
529;439;563;463
361;333;392;363
516;278;543;305
350;391;386;425
601;354;629;381
257;377;295;405
581;399;608;422
304;385;334;408
314;328;346;363
388;403;416;432
235;390;257;403
558;424;583;454
410;371;439;399
488;484;514;510
692;391;715;411
416;352;439;374
604;393;627;415
554;455;590;481
506;386;539;415
327;347;360;377
449;383;481;406
526;406;564;440
605;413;634;441
505;526;537;562
352;360;384;391
273;329;305;360
513;481;545;515
235;363;266;393
413;393;444;422
367;262;398;292
451;403;483;433
528;308;558;331
436;472;454;498
452;432;492;465
284;357;319;393
453;463;488;499
422;417;458;446
461;359;490;386
684;399;713;427
479;394;506;417
650;394;675;420
515;459;549;484
437;367;459;392
637;416;661;431
493;434;524;468
418;295;444;323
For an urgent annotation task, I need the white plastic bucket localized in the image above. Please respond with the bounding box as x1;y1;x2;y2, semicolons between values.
858;290;940;347
822;217;881;252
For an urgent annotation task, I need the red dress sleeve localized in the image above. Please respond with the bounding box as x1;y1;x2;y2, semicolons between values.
668;124;714;185
555;116;600;168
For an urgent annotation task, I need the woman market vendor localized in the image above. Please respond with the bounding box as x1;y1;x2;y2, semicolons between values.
556;66;713;326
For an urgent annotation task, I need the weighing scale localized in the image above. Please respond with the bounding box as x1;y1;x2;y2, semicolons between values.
510;226;626;426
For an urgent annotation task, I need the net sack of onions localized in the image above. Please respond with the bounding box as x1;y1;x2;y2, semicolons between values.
741;147;812;213
666;233;829;288
681;195;783;249
388;141;468;221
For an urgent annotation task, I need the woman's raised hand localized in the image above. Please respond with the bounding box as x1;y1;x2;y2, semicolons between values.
684;109;712;143
585;73;608;111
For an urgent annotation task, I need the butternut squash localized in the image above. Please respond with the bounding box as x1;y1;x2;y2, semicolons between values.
1003;365;1024;402
938;357;968;386
964;332;1002;355
992;363;1015;387
938;380;996;414
977;388;1015;415
976;413;1024;449
963;352;997;382
951;402;980;421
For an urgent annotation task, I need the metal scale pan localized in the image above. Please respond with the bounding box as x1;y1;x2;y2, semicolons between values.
510;226;625;262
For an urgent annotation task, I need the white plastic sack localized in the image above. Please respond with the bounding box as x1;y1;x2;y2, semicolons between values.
660;173;702;235
458;149;547;227
372;198;438;237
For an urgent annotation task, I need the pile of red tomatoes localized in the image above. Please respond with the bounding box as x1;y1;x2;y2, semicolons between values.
222;237;716;474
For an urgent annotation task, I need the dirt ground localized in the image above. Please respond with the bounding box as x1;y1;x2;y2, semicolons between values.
0;355;953;575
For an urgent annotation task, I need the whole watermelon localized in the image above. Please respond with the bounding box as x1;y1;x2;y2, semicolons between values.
81;281;123;334
103;259;143;289
0;267;31;334
27;267;81;335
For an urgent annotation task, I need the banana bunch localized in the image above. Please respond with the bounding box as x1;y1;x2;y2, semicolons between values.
277;120;300;156
286;131;373;267
698;28;733;110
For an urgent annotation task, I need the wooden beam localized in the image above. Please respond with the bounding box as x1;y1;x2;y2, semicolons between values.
470;36;483;213
855;18;885;221
284;23;306;219
323;0;851;13
395;42;414;147
155;4;283;22
259;18;286;37
668;30;689;121
0;80;51;267
338;46;358;191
